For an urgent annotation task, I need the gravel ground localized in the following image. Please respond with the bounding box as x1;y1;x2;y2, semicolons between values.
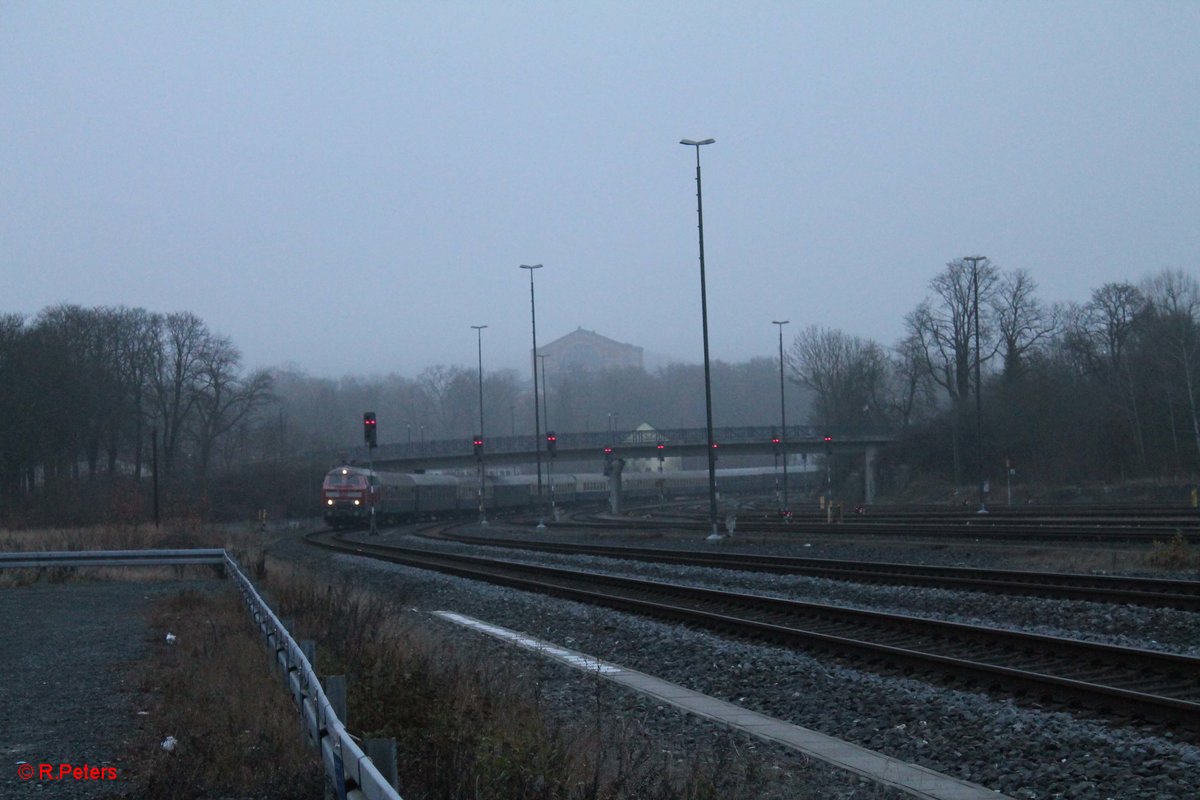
269;524;1200;800
0;579;220;799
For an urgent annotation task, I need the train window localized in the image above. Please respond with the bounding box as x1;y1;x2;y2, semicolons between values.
328;473;367;488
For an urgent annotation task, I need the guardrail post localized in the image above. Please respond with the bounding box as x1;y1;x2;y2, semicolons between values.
298;640;318;748
327;675;348;726
366;738;398;790
301;639;316;669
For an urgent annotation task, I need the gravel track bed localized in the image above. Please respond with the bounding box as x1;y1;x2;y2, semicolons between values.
0;580;219;799
393;531;1200;657
273;527;1200;800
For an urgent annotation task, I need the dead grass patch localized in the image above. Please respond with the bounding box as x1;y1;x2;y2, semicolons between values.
0;523;267;588
1144;532;1199;571
119;587;323;800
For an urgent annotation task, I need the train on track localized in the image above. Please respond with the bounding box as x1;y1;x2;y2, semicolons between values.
321;464;798;528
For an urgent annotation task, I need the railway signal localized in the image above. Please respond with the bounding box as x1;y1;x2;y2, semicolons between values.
363;412;377;447
473;435;484;460
546;431;557;456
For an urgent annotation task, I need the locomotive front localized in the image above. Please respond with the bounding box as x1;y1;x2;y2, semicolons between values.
321;466;375;528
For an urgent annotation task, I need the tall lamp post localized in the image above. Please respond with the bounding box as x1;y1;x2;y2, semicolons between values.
519;263;545;512
964;255;988;514
680;137;721;540
471;324;488;525
772;320;790;516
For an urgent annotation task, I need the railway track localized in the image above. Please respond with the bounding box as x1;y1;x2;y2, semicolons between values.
425;529;1200;611
572;508;1200;543
306;528;1200;734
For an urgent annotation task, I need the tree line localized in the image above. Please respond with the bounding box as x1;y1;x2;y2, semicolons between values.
788;263;1200;488
0;303;813;523
0;305;273;518
8;263;1195;523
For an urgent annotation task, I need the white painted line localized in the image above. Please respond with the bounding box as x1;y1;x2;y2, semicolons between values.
434;610;1012;800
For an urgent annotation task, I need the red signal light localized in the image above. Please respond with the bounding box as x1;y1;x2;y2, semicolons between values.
363;412;377;446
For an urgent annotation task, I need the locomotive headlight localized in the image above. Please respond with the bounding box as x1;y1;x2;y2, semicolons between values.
353;499;360;506
327;499;334;505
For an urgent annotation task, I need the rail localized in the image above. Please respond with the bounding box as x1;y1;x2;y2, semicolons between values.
0;548;403;800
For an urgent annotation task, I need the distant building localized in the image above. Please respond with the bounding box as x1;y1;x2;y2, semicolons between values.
624;423;681;473
538;327;644;370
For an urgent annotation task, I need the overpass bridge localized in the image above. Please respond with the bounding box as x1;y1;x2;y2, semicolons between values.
327;425;899;502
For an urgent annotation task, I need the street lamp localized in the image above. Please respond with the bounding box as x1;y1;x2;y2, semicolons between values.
471;324;488;525
773;320;790;516
519;263;545;507
964;255;988;514
680;137;721;540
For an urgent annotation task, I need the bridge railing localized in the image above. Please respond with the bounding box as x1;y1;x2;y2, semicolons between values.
316;425;896;465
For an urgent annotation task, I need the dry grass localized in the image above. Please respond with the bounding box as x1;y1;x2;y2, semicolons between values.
1144;531;1199;571
0;522;265;588
118;587;324;800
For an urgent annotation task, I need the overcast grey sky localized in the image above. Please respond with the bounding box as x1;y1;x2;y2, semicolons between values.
3;2;1197;378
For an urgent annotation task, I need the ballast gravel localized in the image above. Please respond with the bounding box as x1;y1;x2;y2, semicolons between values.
0;580;218;799
269;525;1200;800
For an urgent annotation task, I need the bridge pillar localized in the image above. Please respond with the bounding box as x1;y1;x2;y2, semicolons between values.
609;458;625;514
864;445;878;504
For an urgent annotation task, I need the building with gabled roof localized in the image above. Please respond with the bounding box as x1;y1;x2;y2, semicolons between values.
537;327;643;370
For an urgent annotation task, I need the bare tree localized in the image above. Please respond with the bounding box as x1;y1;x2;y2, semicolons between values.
151;312;210;475
788;325;890;428
1141;269;1200;466
1067;282;1149;468
191;335;276;478
891;330;937;428
904;258;1000;482
991;268;1059;381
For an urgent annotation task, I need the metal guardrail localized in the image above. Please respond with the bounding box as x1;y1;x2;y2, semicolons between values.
0;548;227;569
0;548;403;800
224;552;402;800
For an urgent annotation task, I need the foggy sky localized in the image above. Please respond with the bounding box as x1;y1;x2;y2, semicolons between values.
3;2;1197;379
